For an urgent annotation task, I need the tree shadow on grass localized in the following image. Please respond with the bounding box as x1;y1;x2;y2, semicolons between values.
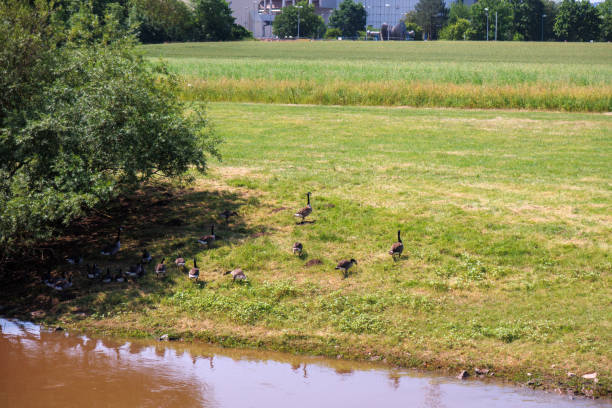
0;182;262;322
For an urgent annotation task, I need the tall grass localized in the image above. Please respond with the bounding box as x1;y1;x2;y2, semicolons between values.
181;78;611;111
143;41;612;111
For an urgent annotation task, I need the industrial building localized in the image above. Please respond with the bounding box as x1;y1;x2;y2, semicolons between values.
230;0;475;38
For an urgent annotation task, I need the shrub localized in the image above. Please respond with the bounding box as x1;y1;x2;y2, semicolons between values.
325;27;343;39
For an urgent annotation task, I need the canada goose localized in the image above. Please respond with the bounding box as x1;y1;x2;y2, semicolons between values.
155;258;166;278
294;192;312;223
220;210;238;222
43;269;56;288
335;259;357;278
175;256;186;270
188;259;199;281
197;225;216;247
126;264;139;278
141;249;152;264
115;268;125;283
388;230;404;260
53;274;73;291
137;263;145;278
292;242;303;256
87;264;102;279
66;254;83;265
101;227;122;256
102;268;112;283
224;268;247;281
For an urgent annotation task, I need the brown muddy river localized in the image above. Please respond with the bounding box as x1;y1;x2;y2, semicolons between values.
0;318;608;408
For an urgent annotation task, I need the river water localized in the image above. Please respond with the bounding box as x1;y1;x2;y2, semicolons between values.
0;318;608;408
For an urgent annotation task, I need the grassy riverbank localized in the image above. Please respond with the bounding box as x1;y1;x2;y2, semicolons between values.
142;42;612;111
2;103;610;396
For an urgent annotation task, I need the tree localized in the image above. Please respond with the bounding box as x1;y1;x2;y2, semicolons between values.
414;0;448;40
598;0;612;41
0;0;220;259
439;18;471;40
554;0;600;41
193;0;236;41
509;0;545;41
448;0;470;24
328;0;366;38
272;2;326;39
470;0;513;40
129;0;196;43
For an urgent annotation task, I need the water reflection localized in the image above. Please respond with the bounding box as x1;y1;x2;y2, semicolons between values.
0;319;608;408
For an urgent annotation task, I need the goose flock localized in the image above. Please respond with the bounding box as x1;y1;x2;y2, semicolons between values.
44;192;405;291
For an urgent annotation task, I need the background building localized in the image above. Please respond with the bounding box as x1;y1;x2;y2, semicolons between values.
230;0;476;38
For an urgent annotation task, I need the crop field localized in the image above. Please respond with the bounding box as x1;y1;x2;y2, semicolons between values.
142;41;612;111
19;102;611;395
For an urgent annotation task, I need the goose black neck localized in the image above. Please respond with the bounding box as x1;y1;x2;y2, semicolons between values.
194;258;197;268
398;230;402;242
307;193;310;205
161;258;165;264
211;225;214;235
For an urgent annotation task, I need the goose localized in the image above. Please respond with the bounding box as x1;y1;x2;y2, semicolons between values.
115;268;125;283
141;249;152;264
101;227;122;256
224;268;247;281
388;230;404;260
155;258;167;278
87;264;102;279
198;225;216;247
137;263;145;278
292;242;303;256
102;268;112;283
294;192;312;223
175;256;186;270
53;274;73;291
126;263;140;278
188;259;199;281
66;254;83;265
43;269;56;288
335;259;357;278
220;210;238;222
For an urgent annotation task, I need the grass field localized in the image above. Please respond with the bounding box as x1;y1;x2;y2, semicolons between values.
10;102;610;396
142;41;612;111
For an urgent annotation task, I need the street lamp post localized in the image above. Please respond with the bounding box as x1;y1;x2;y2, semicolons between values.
541;14;547;41
296;5;303;39
484;7;489;41
495;11;497;41
385;3;390;40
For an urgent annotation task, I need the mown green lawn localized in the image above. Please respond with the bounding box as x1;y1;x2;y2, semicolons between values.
33;102;611;395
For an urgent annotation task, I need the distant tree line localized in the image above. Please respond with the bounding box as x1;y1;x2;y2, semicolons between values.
54;0;252;43
409;0;612;41
271;0;611;41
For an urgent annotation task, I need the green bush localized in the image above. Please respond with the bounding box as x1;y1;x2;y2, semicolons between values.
439;18;471;40
325;27;343;39
0;1;220;259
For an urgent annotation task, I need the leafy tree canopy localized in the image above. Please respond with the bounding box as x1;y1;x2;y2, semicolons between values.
470;0;513;40
328;0;367;38
554;0;600;41
600;0;612;41
0;0;220;259
193;0;236;41
448;1;470;24
272;2;326;39
414;0;448;39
